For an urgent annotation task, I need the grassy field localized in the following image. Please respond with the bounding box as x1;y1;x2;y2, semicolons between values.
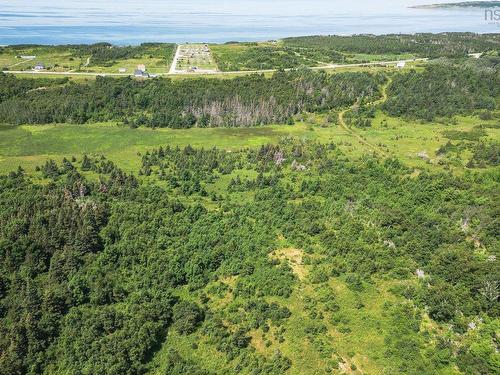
81;57;170;74
344;53;416;63
1;47;85;72
1;112;497;176
1;44;175;74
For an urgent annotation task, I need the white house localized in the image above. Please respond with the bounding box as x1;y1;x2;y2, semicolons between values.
396;61;406;69
118;68;127;73
33;63;45;71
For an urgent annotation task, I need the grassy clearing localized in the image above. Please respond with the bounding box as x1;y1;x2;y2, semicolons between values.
0;112;498;174
1;50;84;72
81;57;170;74
0;122;343;173
148;244;413;375
345;53;416;63
356;113;500;170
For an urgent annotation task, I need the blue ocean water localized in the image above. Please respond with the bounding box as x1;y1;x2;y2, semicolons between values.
0;0;498;45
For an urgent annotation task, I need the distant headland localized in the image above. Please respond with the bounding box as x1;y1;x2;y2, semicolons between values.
411;1;500;9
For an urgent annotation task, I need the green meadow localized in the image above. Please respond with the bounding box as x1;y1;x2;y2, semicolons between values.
1;112;498;175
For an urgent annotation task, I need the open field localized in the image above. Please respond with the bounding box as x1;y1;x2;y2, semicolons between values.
0;44;175;74
81;57;170;74
1;113;498;175
344;52;416;63
0;47;85;72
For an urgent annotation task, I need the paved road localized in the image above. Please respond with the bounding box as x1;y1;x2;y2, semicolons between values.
2;58;428;78
169;45;181;74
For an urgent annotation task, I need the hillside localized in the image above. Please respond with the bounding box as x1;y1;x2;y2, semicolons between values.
0;34;499;375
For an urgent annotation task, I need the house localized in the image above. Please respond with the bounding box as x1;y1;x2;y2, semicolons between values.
33;63;45;71
136;64;146;72
118;68;127;73
396;61;406;69
134;69;149;78
20;55;36;59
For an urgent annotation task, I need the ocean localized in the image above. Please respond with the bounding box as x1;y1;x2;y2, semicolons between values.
0;0;498;45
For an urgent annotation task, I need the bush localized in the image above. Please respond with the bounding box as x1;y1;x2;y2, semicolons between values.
172;301;205;334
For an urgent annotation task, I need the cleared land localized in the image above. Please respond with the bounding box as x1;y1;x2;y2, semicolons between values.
172;44;218;73
0;43;176;75
1;113;497;175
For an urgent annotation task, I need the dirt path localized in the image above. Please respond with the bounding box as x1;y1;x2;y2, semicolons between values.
83;56;91;68
8;57;35;69
337;77;392;156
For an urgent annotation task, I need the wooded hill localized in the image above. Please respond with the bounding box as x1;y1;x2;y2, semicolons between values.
0;140;498;374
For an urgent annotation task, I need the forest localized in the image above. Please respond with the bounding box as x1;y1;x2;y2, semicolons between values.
0;70;384;127
384;59;500;120
0;139;498;374
283;33;500;58
0;57;499;127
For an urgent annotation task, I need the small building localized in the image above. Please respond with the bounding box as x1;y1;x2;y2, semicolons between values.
134;69;149;78
136;64;146;72
33;63;45;71
118;68;127;73
20;55;36;59
396;61;406;69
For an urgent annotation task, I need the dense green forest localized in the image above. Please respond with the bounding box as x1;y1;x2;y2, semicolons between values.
384;59;500;120
283;33;500;58
0;139;498;374
0;70;384;127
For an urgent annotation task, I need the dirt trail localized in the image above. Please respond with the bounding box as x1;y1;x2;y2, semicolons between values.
337;76;392;156
8;57;35;68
